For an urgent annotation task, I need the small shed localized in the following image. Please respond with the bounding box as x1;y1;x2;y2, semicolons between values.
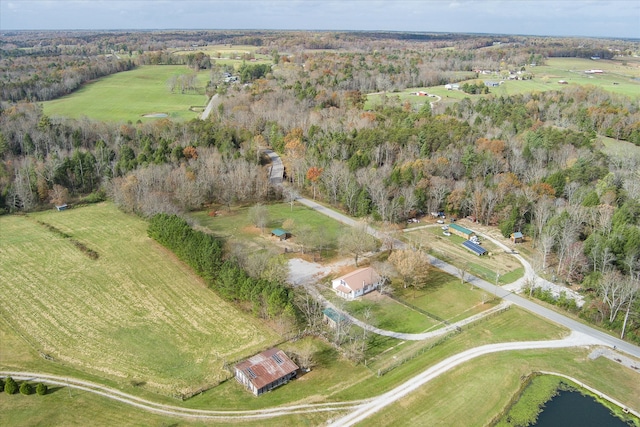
271;228;289;241
511;232;524;243
323;307;348;329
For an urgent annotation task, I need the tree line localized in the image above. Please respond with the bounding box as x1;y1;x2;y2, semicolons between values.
147;213;296;322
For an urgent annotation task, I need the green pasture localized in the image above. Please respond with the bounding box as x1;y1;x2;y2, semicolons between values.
0;202;279;396
42;65;210;122
342;295;441;334
364;347;640;427
171;45;272;65
599;135;640;156
179;306;567;409
0;307;572;424
191;201;351;259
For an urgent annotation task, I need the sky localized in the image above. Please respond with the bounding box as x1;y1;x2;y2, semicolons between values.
1;0;639;39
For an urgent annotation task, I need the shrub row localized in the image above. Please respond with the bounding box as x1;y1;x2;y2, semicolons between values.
147;214;295;320
37;220;99;259
1;377;47;395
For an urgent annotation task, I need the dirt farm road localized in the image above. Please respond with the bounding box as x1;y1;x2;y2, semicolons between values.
6;332;630;424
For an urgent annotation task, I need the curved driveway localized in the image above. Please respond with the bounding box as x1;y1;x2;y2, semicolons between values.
291;189;640;359
329;331;608;427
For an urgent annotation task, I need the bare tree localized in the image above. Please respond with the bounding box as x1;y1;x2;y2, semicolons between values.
294;291;324;333
371;260;395;296
339;223;378;267
456;262;471;288
248;203;270;233
539;228;557;271
598;269;636;323
284;186;299;211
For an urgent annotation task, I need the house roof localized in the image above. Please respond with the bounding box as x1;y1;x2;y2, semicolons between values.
271;228;288;237
450;223;473;235
512;232;524;238
462;240;487;256
235;348;298;390
335;267;379;292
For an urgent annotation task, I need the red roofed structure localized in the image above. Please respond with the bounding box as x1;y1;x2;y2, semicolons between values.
235;348;298;396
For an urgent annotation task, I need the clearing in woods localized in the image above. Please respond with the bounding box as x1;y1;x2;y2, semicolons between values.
42;65;211;122
0;202;280;396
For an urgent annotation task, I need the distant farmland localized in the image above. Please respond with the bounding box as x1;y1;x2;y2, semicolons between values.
367;57;640;110
42;65;211;123
0;203;279;397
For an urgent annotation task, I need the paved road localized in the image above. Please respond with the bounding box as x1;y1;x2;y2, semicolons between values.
200;93;219;120
263;149;284;185
259;146;640;359
263;166;639;361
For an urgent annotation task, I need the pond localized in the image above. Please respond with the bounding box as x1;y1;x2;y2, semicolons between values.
535;390;631;426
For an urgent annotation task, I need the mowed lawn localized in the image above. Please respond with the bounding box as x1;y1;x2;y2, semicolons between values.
191;201;351;258
0;203;279;396
42;65;210;122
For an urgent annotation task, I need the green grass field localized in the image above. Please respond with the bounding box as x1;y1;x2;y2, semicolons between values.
191;202;351;260
366;57;640;110
42;65;210;122
335;268;497;335
0;306;575;425
364;347;640;427
0;203;280;396
171;44;272;64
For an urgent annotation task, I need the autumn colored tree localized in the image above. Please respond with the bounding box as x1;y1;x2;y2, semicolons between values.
388;249;431;298
306;166;323;200
183;146;198;160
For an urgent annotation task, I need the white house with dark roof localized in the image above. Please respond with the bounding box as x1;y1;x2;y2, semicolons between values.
331;267;381;300
235;348;298;396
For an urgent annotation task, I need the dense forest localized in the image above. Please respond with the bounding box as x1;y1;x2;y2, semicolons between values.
1;30;639;343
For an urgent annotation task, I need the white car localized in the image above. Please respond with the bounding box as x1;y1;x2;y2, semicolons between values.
441;225;449;230
437;219;445;224
443;231;451;236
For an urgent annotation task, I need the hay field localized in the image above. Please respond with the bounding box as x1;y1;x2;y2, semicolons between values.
0;203;279;396
42;65;210;123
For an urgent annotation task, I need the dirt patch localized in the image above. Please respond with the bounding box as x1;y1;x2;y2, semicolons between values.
142;112;168;118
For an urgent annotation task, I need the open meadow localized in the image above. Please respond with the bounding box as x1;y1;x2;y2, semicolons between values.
191;202;351;260
0;202;280;397
42;65;211;122
170;44;272;66
366;56;640;110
